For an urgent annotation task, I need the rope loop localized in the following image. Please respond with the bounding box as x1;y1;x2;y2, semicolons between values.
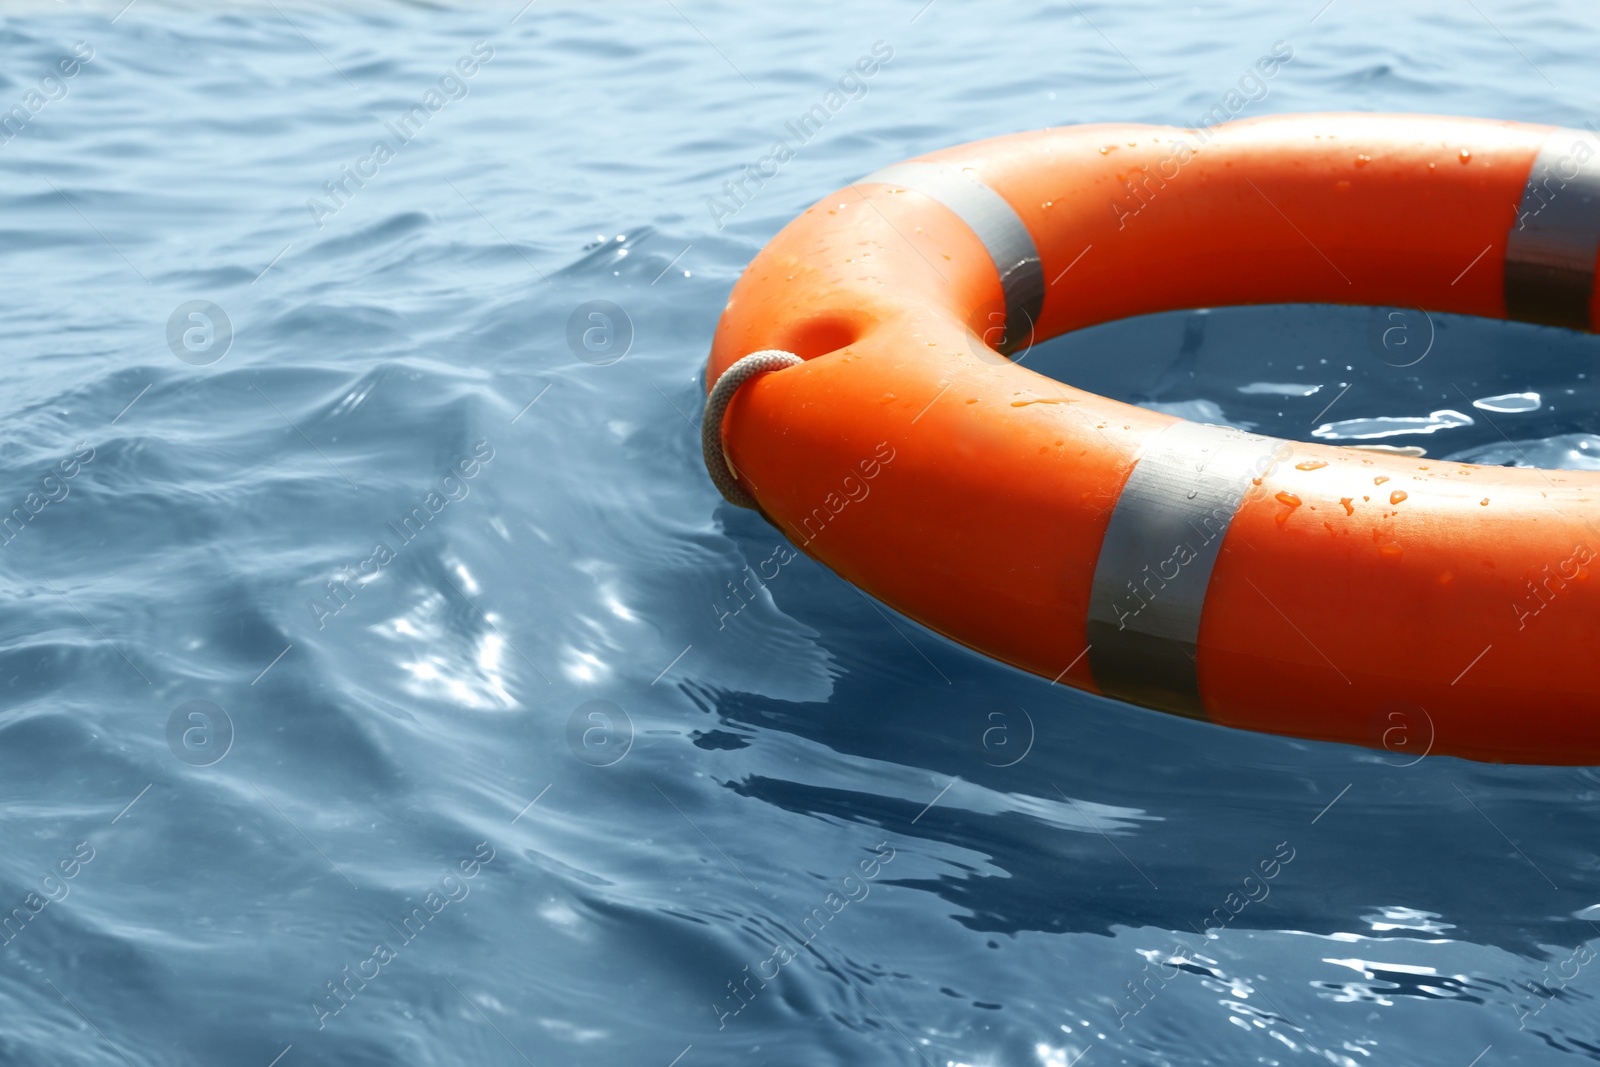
701;350;802;509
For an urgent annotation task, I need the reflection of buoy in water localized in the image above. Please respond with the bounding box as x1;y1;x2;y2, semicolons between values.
701;113;1600;765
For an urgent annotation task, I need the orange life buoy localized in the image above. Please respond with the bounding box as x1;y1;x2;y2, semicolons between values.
702;113;1600;765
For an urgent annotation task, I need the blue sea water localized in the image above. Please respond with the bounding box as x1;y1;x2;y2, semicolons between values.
4;1;1600;1065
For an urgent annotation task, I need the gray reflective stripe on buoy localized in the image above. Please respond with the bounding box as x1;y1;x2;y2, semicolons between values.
1505;129;1600;331
858;162;1044;346
1086;421;1291;720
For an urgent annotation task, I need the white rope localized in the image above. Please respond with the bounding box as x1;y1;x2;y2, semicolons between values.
701;350;802;509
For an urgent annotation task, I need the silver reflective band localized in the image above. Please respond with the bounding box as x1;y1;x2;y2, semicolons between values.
1086;421;1291;719
1505;128;1600;331
859;162;1045;350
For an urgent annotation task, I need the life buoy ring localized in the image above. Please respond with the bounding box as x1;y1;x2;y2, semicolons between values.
702;113;1600;765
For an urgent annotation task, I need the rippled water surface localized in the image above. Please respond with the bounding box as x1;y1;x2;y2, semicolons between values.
6;2;1600;1065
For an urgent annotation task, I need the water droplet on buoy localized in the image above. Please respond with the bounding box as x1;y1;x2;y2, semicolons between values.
1295;459;1329;471
1374;475;1390;485
1187;489;1198;499
1390;490;1408;505
1380;542;1404;558
1480;497;1490;506
1276;491;1302;508
1355;153;1371;167
1459;149;1472;164
1340;497;1355;515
